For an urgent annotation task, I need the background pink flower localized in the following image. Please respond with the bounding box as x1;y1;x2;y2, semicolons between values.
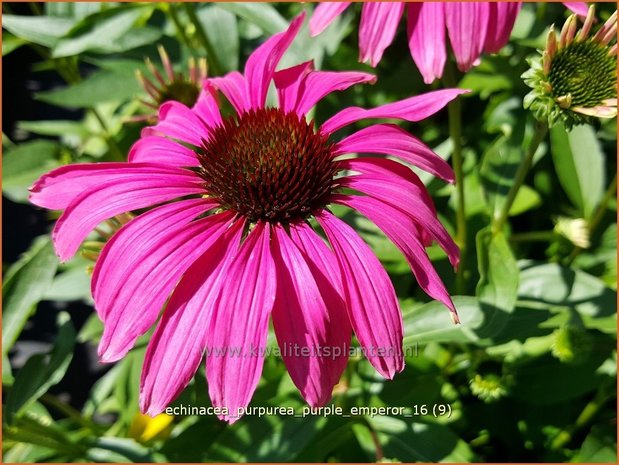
29;12;466;423
310;2;589;83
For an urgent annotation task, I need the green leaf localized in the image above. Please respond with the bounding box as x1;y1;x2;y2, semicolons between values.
402;296;508;346
2;237;59;357
86;437;154;463
2;15;76;48
5;313;75;419
196;5;239;73
550;123;605;218
2;32;27;56
17;120;90;138
359;417;475;462
216;2;288;35
37;68;142;108
509;185;541;216
476;228;519;317
518;263;617;334
573;425;617;462
44;266;93;302
2;140;61;203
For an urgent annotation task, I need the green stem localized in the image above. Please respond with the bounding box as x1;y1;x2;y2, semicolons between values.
183;3;224;75
492;120;548;235
565;174;617;265
40;393;103;434
509;230;556;243
443;62;466;294
167;4;194;51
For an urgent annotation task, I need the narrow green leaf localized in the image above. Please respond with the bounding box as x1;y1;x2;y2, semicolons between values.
196;5;239;73
2;237;59;357
550;123;605;218
216;2;288;35
2;15;76;48
2;32;26;56
5;313;75;418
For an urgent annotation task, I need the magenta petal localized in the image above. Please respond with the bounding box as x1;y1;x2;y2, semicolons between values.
407;2;447;84
484;3;521;54
563;2;589;17
128;136;198;166
359;2;405;67
334;123;454;182
51;166;203;261
209;72;250;116
143;101;209;146
273;60;314;114
96;208;235;362
333;194;458;320
309;2;352;36
192;83;223;129
445;2;490;72
271;225;350;407
315;210;404;379
320;88;469;134
295;71;376;116
206;222;277;423
140;219;244;416
337;158;459;268
244;12;305;110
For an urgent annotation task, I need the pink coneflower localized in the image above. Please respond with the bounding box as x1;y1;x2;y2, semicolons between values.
30;13;465;423
310;2;588;84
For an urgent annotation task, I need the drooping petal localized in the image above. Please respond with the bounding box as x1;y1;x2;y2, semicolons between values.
140;218;244;416
334;123;454;182
294;71;376;116
128;136;198;167
96;208;235;363
563;2;589;17
445;2;490;72
320;88;469;134
333;194;458;320
407;2;447;84
484;3;522;54
209;71;250;116
315;210;404;379
206;222;277;423
192;83;223;129
309;2;352;36
359;2;405;67
51;166;203;261
271;225;350;407
29;162;192;210
273;60;314;114
337;157;459;268
143;101;210;146
244;12;305;110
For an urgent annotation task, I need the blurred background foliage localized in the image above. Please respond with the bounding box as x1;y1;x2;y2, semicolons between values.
2;2;617;462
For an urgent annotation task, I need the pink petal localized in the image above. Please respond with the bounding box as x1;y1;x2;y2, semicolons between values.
209;72;250;116
337;157;459;268
315;210;404;379
51;166;203;261
192;83;223;129
484;3;521;54
143;101;210;146
206;222;277;423
244;12;305;110
309;2;352;36
140;218;244;416
96;208;235;362
445;2;490;72
563;2;589;17
320;88;469;134
294;71;376;116
273;60;314;114
359;2;405;67
407;2;447;84
128;136;198;166
271;225;350;407
333;194;458;320
334;123;454;182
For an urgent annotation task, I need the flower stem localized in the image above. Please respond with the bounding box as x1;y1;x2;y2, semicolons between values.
443;63;466;294
509;230;556;243
565;173;617;265
492;120;548;235
183;3;224;76
166;4;193;51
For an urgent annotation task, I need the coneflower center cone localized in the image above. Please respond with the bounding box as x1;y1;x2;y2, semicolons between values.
197;108;337;223
549;41;617;107
158;80;201;108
